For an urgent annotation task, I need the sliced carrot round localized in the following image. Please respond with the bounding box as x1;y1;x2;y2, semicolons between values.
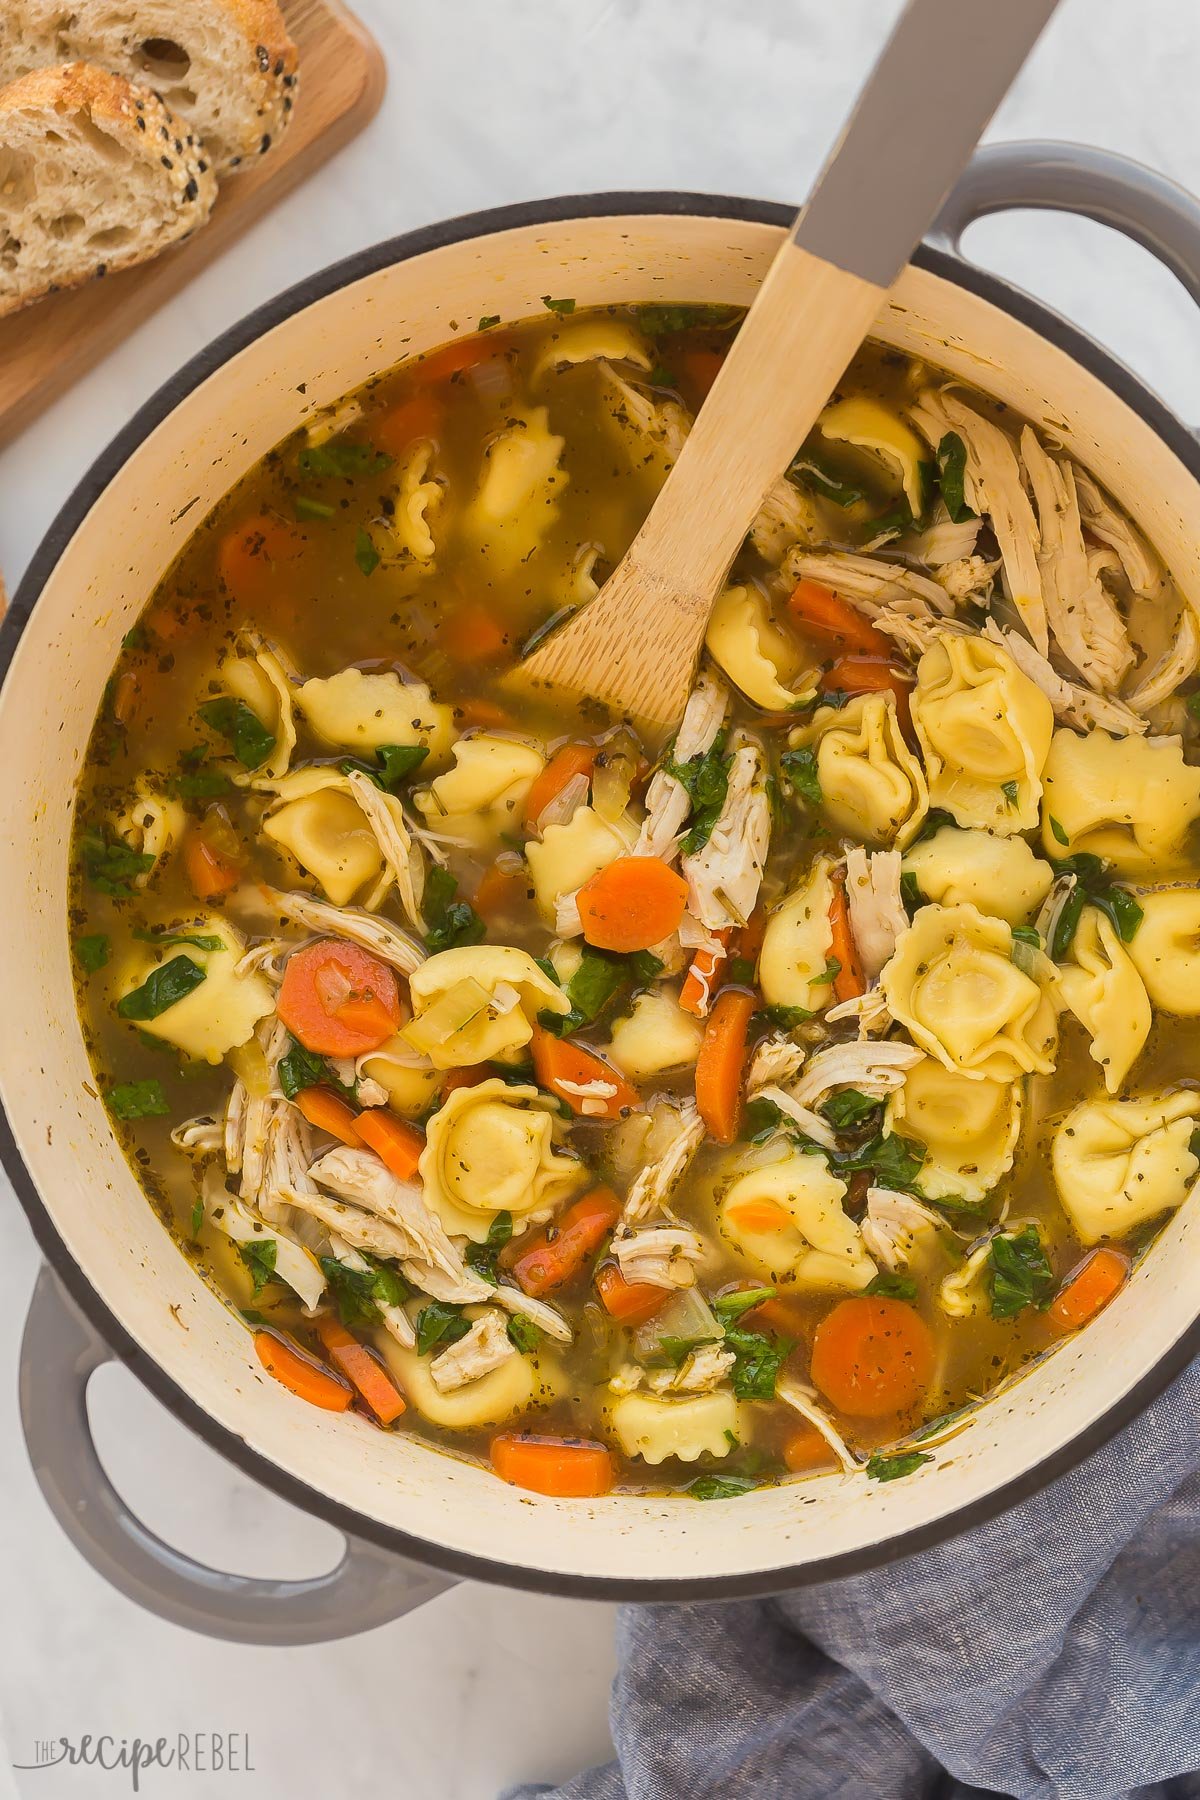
254;1330;353;1412
577;856;688;953
374;388;444;457
810;1297;934;1419
218;513;306;605
491;1432;614;1498
782;1423;836;1473
277;939;403;1057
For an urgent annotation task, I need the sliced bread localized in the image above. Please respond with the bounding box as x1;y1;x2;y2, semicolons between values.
0;0;298;176
0;62;218;318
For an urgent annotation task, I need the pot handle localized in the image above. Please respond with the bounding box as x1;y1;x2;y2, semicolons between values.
930;140;1200;304
19;1265;456;1644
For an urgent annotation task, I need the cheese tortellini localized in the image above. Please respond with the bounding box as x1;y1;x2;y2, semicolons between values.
118;917;274;1064
465;405;568;573
759;857;836;1014
607;988;705;1081
534;316;650;378
1052;1091;1200;1244
415;733;545;848
1040;730;1200;874
356;1036;441;1119
719;1152;876;1291
419;1077;583;1239
605;1390;742;1465
882;903;1058;1081
911;635;1053;833
525;804;637;921
1126;889;1200;1014
114;782;185;886
705;583;817;712
901;826;1054;925
406;945;570;1069
218;641;297;782
791;693;928;847
887;1059;1021;1204
263;773;384;906
1058;907;1151;1094
297;667;455;765
391;441;444;564
381;1332;563;1431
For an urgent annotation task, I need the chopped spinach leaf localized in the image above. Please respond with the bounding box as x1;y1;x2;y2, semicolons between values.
544;945;633;1035
791;455;866;508
464;1210;514;1285
779;746;821;807
866;1271;918;1301
116;955;206;1021
989;1224;1054;1320
541;295;576;315
836;1132;926;1191
506;1314;542;1354
1011;925;1042;949
628;949;665;986
712;1286;776;1323
934;431;975;523
354;526;381;577
423;865;486;954
238;1238;278;1299
132;928;224;951
170;764;234;799
107;1078;169;1120
910;808;957;846
297;440;392;481
724;1323;789;1400
198;697;275;771
742;1095;784;1144
1188;692;1200;721
75;933;111;972
1048;854;1143;957
79;830;156;898
634;302;739;337
277;1037;356;1104
1093;885;1143;943
649;363;675;388
822;1088;883;1131
652;1333;721;1368
900;870;925;916
866;1450;932;1482
321;1255;410;1328
664;729;730;855
758;1003;813;1031
341;742;430;790
122;624;148;650
686;1472;760;1500
1049;815;1070;847
727;955;756;985
416;1301;471;1357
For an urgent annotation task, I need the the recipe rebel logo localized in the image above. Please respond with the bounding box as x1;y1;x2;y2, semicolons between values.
14;1733;255;1789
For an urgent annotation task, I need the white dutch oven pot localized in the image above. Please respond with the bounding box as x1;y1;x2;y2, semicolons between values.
4;143;1200;1645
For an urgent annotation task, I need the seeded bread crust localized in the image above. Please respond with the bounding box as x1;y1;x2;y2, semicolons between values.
0;62;218;318
0;0;299;175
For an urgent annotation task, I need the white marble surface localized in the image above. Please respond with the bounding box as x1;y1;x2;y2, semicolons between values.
1;0;1199;1793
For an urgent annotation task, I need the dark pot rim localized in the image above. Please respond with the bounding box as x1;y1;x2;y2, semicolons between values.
4;189;1199;1603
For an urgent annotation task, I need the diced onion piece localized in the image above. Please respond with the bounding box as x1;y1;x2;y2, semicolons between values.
592;730;640;823
632;1285;722;1360
228;1036;272;1099
401;978;496;1055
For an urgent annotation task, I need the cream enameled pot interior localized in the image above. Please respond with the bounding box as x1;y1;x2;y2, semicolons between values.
4;211;1200;1588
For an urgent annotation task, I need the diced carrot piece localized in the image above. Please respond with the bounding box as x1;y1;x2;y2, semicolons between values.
277;940;403;1057
511;1187;622;1296
787;578;891;657
419;333;509;386
828;877;865;1003
1048;1247;1130;1332
473;857;528;917
782;1424;836;1473
577;856;689;953
356;1109;426;1182
491;1432;614;1497
442;600;510;664
820;656;914;732
695;988;756;1145
810;1297;934;1419
374;388;444;457
679;930;731;1017
441;1064;491;1099
218;513;306;605
595;1263;669;1326
315;1315;407;1424
296;1087;363;1148
679;347;725;402
529;1023;641;1121
749;1293;811;1338
254;1331;353;1412
455;696;520;731
184;830;241;901
524;743;598;827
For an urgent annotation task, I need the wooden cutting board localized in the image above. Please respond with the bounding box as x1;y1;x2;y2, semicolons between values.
0;0;386;450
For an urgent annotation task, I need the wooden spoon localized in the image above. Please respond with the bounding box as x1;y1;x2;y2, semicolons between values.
520;0;1059;723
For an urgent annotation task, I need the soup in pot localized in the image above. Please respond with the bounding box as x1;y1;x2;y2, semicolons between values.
69;302;1200;1499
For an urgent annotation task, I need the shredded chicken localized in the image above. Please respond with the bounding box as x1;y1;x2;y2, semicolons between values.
429;1310;517;1393
860;1187;945;1270
170;1115;223;1156
1125;605;1200;712
264;887;425;975
983;621;1147;737
635;671;729;862
491;1284;573;1344
610;1222;706;1290
791;1041;923;1108
935;556;1001;603
844;847;907;981
555;1075;620;1117
783;548;954;618
621;1102;707;1224
308;1146;462;1279
746;1033;807;1094
825;985;893;1035
682;738;770;931
224;1080;247;1174
234;939;290;984
600;365;692;465
911;503;982;568
752;1084;838;1152
1073;466;1164;598
257;1104;317;1227
909;389;1048;652
282;1188;424;1266
646;1343;736;1394
344;768;427;930
775;1374;859;1475
749;475;821;564
1020;428;1133;693
870;605;972;659
326;1230;416;1349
